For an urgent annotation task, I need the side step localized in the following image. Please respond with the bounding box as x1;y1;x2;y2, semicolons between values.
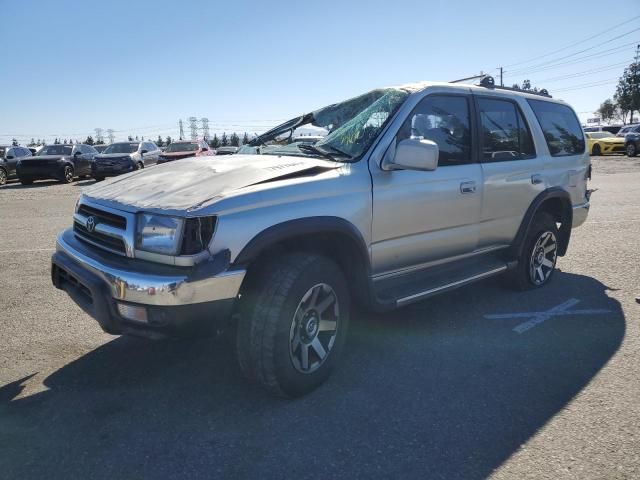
374;253;514;308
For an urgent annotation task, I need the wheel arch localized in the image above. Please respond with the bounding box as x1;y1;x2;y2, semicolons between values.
510;187;573;258
233;217;374;307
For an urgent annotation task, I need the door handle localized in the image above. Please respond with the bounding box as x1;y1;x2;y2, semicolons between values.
460;181;476;194
531;174;543;185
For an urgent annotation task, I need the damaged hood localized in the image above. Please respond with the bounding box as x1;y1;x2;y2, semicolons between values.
83;154;340;213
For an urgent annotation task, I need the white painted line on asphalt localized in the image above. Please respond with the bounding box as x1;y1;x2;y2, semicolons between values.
484;298;612;334
0;248;55;254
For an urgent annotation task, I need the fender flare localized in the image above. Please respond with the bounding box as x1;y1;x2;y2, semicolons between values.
233;216;371;272
510;187;573;258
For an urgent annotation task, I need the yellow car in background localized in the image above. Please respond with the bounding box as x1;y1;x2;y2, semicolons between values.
585;132;625;155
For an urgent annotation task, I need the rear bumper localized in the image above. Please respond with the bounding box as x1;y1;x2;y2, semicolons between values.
572;201;589;228
51;229;245;337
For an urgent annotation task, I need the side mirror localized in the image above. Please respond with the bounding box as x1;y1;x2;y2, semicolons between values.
5;155;14;160
140;149;148;155
74;151;81;157
202;147;208;151
383;137;438;171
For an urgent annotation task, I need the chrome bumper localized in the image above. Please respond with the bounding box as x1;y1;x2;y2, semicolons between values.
572;201;590;228
55;229;245;306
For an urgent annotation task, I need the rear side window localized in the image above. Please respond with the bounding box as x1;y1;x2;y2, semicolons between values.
477;98;535;161
527;100;585;156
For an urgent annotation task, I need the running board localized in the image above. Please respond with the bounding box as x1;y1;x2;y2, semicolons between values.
374;252;515;308
396;266;507;306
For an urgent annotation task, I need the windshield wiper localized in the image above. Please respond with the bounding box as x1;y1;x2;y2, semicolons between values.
319;143;352;159
297;144;340;162
298;144;352;162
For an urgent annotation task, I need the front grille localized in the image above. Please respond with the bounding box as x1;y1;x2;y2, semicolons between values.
24;159;58;167
74;221;127;254
78;204;127;229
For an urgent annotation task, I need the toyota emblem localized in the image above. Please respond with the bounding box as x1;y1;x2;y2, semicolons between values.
86;216;97;233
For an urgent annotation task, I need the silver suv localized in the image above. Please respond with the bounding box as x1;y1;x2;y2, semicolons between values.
51;78;591;397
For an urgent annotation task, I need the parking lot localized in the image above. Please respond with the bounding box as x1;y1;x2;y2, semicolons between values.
0;156;639;479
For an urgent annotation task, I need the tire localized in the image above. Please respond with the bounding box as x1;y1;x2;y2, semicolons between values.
236;253;350;397
507;212;559;290
19;177;33;186
591;144;601;156
0;168;7;186
136;162;144;170
627;143;637;157
61;165;74;183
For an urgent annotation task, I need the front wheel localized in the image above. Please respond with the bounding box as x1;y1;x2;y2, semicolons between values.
591;144;601;156
507;212;559;290
236;254;350;397
0;168;7;186
136;162;144;170
627;143;637;157
61;165;74;183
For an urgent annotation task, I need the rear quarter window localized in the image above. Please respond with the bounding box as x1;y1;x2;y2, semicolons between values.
527;100;585;156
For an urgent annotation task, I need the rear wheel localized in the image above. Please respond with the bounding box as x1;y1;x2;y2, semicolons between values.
61;165;74;183
507;212;559;290
136;162;144;170
0;168;7;186
627;143;637;157
592;144;601;156
236;253;350;397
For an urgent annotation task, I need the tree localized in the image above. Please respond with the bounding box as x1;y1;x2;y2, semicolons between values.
135;136;139;141
229;132;240;147
614;60;640;124
95;138;105;145
220;132;229;146
85;135;94;145
209;134;220;149
28;138;36;146
54;138;60;145
165;136;172;146
596;99;617;123
128;135;134;141
156;135;164;147
242;132;250;145
522;79;532;91
11;138;18;146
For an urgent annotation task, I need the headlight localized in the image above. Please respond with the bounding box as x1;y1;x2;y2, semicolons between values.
135;214;184;255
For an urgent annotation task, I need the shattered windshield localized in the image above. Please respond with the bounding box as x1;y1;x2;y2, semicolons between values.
248;88;409;162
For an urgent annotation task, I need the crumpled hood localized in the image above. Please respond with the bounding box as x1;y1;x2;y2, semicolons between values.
83;154;340;212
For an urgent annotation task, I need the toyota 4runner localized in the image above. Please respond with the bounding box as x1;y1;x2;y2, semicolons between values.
51;78;591;397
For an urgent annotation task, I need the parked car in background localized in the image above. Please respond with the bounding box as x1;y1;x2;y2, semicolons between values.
585;132;625;156
625;130;640;157
583;125;622;135
215;146;238;155
91;141;161;180
16;144;97;185
93;145;109;153
0;145;33;185
157;140;214;164
616;124;640;137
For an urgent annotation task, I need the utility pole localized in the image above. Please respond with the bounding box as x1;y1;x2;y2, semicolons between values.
200;117;210;142
499;67;504;87
188;117;198;140
178;119;185;140
106;129;115;144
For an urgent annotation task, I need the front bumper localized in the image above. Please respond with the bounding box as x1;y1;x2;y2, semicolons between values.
17;162;64;180
51;229;245;337
92;163;135;177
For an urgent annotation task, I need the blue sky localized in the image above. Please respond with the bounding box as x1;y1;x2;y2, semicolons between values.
1;0;638;144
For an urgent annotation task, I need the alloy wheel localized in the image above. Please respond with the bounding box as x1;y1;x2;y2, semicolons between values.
289;283;339;374
0;169;6;186
64;166;73;183
627;144;636;157
529;231;557;285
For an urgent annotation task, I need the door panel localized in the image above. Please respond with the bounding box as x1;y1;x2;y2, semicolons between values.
371;164;483;275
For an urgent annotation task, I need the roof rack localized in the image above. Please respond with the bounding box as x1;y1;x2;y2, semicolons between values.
476;76;552;98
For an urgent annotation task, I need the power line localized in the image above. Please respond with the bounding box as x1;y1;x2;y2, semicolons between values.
504;15;640;68
507;30;640;75
532;61;631;83
553;78;619;93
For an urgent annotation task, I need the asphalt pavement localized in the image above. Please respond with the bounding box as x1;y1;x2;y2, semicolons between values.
0;156;639;479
